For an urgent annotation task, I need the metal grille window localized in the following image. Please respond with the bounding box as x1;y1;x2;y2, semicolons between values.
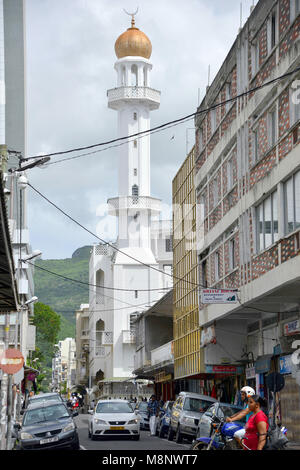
165;237;173;252
284;170;300;234
268;109;277;148
214;251;220;281
227;158;233;192
132;184;139;197
252;128;259;164
225;81;232;113
229;239;235;270
211;108;217;135
256;191;278;252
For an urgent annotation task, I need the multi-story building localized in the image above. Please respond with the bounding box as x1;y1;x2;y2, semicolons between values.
75;304;90;387
88;15;173;396
195;0;300;439
0;0;36;375
172;146;205;393
52;338;76;394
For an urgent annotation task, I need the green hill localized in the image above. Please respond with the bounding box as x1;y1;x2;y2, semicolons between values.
33;246;92;340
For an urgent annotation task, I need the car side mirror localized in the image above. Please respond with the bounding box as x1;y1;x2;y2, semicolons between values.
134;410;139;415
72;410;79;417
14;423;21;430
88;409;94;415
20;409;25;415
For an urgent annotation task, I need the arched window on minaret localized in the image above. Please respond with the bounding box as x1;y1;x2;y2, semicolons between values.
131;64;138;87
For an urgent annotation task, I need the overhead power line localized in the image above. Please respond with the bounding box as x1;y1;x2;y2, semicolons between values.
27;259;172;293
22;64;300;162
28;182;203;289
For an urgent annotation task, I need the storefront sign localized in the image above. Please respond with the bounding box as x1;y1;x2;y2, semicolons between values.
255;355;272;374
279;355;293;375
205;365;243;374
246;366;256;379
201;289;238;304
200;326;216;347
284;320;300;336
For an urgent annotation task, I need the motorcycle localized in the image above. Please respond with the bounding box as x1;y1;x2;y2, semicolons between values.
191;411;289;451
191;412;244;450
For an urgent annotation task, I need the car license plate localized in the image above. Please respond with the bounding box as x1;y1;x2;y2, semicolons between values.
40;436;60;445
110;426;124;430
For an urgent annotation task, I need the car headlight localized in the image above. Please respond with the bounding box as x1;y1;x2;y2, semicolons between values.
94;419;107;425
20;432;34;440
62;422;75;433
127;419;139;425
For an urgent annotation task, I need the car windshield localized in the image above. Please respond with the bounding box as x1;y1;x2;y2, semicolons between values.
96;402;133;414
220;406;247;424
29;395;61;404
137;402;148;411
183;398;213;413
23;404;69;426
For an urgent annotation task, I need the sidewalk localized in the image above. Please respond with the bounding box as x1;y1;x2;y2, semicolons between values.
287;441;300;450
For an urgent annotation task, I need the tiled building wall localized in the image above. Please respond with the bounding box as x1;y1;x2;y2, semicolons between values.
196;0;300;290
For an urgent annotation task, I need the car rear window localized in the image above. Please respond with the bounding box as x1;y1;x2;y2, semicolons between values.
29;395;61;404
138;402;148;411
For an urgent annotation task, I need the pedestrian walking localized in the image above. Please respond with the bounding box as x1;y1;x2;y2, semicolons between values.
147;395;159;436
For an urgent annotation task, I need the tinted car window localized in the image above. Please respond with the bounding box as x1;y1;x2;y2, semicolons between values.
23;404;69;426
96;402;133;414
183;398;213;413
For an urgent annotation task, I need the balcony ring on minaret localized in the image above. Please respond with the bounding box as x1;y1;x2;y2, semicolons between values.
115;9;152;59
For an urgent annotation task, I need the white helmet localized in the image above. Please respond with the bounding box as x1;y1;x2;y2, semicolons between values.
240;386;255;397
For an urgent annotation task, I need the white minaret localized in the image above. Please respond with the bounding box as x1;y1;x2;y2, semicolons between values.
107;13;161;257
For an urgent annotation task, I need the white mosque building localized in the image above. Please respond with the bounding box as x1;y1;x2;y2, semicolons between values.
88;14;173;397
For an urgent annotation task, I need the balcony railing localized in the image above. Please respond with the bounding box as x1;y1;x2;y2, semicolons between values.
151;341;173;366
107;86;160;109
122;330;136;344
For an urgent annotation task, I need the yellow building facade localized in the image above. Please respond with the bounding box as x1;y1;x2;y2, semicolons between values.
172;146;204;380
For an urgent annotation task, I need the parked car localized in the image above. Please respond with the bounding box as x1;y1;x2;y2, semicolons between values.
135;400;150;430
88;399;140;440
196;402;246;439
156;401;174;438
14;401;80;450
168;392;217;443
25;392;63;409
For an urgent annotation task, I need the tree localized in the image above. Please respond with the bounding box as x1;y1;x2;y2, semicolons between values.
32;302;61;368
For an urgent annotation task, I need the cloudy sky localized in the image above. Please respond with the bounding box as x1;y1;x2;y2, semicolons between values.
26;0;258;260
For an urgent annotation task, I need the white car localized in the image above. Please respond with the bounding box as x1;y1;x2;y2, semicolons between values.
88;399;140;440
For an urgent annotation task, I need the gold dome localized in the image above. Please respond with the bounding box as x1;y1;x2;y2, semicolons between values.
115;18;152;59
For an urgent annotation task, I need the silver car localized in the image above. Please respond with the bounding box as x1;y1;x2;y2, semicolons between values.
167;392;217;443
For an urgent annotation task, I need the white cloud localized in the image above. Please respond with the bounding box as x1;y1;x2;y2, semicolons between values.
26;0;258;259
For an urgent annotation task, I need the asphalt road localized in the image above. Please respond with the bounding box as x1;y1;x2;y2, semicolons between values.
75;413;192;451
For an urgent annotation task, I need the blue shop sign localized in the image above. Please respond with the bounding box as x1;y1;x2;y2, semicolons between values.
255;355;273;374
279;355;293;375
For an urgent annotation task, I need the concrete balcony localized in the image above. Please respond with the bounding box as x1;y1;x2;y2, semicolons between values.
107;196;161;216
122;330;136;344
107;86;160;110
151;341;174;366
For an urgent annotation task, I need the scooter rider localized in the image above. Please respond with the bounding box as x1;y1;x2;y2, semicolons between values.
226;386;255;448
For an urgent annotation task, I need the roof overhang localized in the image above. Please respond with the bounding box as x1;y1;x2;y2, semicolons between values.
0;173;19;312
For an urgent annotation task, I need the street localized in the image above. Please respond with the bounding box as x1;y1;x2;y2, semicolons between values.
75;413;191;451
